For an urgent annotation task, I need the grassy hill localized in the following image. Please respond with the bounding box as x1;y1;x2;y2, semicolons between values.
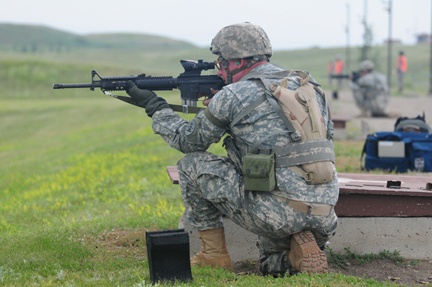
0;23;196;52
0;22;430;96
84;32;196;50
1;46;430;100
0;23;88;52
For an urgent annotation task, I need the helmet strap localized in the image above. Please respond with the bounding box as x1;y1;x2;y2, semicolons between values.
225;56;267;84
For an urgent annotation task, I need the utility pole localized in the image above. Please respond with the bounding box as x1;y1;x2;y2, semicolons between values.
429;0;432;95
345;2;351;73
361;0;369;61
386;0;393;90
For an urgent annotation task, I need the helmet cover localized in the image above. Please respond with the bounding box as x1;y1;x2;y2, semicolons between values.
210;22;272;60
360;60;375;71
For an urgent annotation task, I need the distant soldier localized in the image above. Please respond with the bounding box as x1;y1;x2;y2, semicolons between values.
333;55;345;89
396;51;408;93
350;60;389;117
327;60;334;85
329;55;345;99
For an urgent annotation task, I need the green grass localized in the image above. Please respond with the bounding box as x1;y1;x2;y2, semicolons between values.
0;100;405;287
0;45;421;286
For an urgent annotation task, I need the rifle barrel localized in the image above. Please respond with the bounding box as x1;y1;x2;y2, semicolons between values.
330;74;350;79
53;83;96;89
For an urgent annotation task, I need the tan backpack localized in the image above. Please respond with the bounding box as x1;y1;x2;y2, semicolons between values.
244;70;335;185
204;70;336;186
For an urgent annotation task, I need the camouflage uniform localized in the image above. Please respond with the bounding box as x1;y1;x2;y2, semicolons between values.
151;62;339;275
350;65;389;117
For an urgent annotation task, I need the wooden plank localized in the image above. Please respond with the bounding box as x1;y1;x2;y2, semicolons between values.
166;166;179;184
336;173;432;217
331;116;348;129
338;173;432;196
166;166;432;217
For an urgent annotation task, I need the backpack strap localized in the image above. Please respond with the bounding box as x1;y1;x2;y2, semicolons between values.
231;94;266;127
242;71;302;143
204;93;268;130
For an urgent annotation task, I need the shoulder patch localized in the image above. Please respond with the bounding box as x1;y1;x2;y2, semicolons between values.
185;121;196;136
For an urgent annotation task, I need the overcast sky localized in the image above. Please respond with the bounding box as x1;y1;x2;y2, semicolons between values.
1;0;430;50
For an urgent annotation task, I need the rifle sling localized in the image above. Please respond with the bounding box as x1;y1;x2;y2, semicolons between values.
110;95;204;114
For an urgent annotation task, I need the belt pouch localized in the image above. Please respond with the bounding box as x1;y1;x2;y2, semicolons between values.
242;153;276;192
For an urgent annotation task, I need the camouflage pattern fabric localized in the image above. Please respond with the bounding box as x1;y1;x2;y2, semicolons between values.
350;71;389;116
151;63;339;275
210;22;272;60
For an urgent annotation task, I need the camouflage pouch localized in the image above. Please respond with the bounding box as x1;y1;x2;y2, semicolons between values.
242;153;276;192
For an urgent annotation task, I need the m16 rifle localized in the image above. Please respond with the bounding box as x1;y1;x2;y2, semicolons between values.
330;71;361;83
53;59;225;113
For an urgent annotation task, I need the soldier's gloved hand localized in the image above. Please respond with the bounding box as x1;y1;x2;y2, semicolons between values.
125;80;170;117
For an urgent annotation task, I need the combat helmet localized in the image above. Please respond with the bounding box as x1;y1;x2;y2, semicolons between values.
210;22;272;60
360;60;375;72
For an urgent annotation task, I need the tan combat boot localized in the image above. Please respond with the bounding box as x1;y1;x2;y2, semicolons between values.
191;228;233;271
288;230;328;274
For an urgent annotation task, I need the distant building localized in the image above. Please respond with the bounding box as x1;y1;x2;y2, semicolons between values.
416;33;431;44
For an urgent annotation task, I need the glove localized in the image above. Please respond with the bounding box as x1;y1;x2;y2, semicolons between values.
351;71;361;83
125;80;170;117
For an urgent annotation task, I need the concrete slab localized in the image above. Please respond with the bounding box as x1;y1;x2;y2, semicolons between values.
180;215;432;262
330;217;432;260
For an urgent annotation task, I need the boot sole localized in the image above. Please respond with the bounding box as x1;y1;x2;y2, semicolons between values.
288;230;328;274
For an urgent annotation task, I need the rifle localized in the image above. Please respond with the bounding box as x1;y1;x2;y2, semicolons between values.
330;71;361;82
53;59;225;113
